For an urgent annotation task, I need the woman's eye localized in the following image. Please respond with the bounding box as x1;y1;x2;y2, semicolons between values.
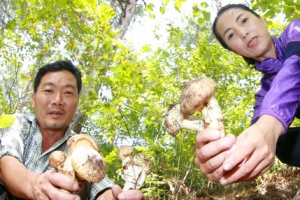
228;33;234;39
242;18;248;24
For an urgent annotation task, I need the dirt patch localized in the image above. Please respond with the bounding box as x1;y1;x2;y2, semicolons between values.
195;166;300;200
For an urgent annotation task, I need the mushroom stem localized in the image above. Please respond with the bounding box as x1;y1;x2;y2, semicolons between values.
164;104;205;137
202;96;225;137
181;117;205;133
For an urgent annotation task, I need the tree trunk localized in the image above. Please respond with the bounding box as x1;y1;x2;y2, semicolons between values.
115;0;137;39
70;111;87;134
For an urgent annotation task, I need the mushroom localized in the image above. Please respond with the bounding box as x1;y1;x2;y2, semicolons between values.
164;77;225;137
118;146;152;190
164;104;205;136
49;134;106;192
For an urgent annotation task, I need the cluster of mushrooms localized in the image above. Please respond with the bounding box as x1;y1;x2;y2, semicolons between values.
49;134;152;192
118;146;152;190
164;77;225;137
49;134;107;187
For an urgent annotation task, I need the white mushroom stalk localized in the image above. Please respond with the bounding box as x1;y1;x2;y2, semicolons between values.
118;146;152;190
49;134;106;192
164;77;225;137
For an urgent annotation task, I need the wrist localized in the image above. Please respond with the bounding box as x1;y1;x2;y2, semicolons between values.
258;114;285;138
96;189;113;200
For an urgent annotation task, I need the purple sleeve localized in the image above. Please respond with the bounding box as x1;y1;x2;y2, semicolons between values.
253;19;300;130
260;55;300;130
252;75;272;122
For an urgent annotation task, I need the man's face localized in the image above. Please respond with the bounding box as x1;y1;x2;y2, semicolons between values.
31;70;79;131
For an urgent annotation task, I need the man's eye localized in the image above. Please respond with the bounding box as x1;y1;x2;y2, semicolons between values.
45;89;52;93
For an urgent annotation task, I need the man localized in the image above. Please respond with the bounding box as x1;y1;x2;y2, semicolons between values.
0;60;143;200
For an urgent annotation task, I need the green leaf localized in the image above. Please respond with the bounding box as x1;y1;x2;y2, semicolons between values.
145;3;154;13
0;115;15;128
192;4;201;17
159;6;165;15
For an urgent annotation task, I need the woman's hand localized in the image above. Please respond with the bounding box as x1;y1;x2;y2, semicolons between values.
195;128;236;182
219;115;284;184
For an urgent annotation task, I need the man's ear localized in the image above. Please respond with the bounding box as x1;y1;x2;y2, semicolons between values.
31;93;36;107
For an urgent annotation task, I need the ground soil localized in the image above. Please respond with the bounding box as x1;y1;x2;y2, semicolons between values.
196;165;300;200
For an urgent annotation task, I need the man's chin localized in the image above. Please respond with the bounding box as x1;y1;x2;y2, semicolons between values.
45;123;68;131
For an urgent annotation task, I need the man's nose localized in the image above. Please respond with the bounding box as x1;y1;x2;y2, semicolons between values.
52;92;63;105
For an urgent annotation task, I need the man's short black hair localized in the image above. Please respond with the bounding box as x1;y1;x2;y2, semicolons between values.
33;60;82;94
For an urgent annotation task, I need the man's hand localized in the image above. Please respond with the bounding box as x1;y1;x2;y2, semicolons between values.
32;170;81;200
0;155;80;200
112;185;143;200
97;185;143;200
194;128;236;182
219;115;284;184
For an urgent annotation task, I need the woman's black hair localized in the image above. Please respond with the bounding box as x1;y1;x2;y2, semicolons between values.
212;4;261;65
34;60;82;95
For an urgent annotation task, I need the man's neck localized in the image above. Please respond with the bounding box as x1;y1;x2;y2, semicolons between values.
40;128;66;153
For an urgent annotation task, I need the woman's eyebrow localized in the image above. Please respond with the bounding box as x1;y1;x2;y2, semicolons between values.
222;13;244;37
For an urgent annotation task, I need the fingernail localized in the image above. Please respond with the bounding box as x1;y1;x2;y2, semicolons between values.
118;193;125;200
223;161;232;170
220;178;227;185
73;183;78;190
223;137;232;146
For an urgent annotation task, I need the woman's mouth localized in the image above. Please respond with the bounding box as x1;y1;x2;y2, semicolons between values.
248;37;258;48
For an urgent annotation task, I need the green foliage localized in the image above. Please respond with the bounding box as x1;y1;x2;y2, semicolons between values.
0;0;296;199
0;115;15;128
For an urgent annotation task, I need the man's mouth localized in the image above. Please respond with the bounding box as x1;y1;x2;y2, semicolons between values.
48;110;63;116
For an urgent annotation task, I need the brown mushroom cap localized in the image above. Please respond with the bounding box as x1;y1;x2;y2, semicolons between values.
118;146;133;161
180;77;217;116
71;146;106;182
133;153;152;175
164;104;182;136
49;150;66;169
67;134;99;155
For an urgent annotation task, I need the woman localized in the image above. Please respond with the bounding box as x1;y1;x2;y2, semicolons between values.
194;4;300;185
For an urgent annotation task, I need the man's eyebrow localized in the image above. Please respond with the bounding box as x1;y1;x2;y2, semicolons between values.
41;82;76;90
42;82;55;87
222;13;244;37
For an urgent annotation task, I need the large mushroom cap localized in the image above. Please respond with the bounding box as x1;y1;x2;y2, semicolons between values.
71;146;106;183
180;77;217;116
164;104;182;136
67;134;99;154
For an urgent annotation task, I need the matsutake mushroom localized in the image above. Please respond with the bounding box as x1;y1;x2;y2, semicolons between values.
49;134;106;192
164;77;225;137
118;146;152;190
164;104;205;136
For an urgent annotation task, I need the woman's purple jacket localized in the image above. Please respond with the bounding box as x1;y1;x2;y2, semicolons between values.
252;19;300;132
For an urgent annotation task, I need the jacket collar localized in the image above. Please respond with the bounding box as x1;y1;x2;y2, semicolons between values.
255;36;284;75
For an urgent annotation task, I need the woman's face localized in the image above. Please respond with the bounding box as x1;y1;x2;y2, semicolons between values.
216;8;276;62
